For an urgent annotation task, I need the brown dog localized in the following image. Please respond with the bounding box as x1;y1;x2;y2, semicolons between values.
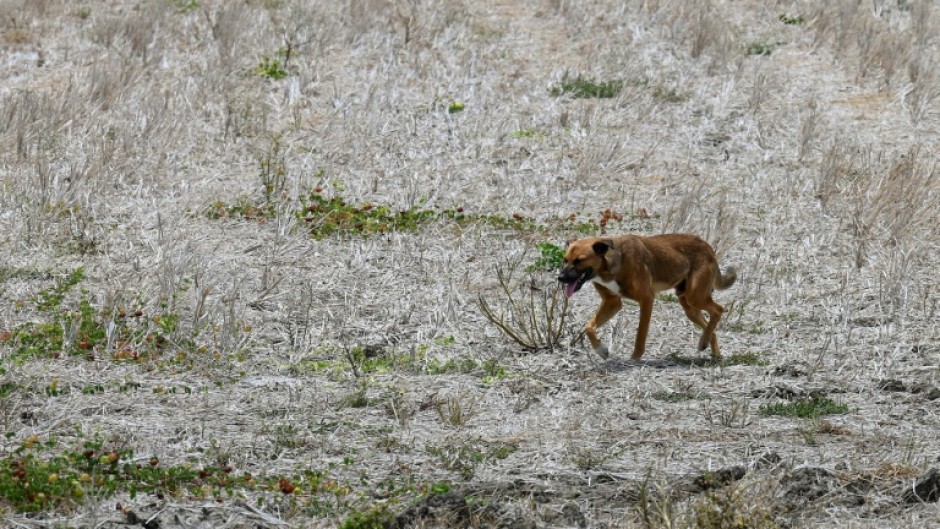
558;234;736;360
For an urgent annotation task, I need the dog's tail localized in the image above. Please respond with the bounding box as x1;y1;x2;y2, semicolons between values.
715;266;737;290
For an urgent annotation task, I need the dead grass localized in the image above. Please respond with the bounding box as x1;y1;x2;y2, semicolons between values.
1;0;939;527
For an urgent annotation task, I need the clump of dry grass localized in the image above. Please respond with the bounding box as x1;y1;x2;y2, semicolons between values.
477;261;572;352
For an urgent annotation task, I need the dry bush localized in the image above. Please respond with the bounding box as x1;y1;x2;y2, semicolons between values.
477;261;572;352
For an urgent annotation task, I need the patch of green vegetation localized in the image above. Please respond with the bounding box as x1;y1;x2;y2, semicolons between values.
652;85;686;103
424;357;510;383
694;484;778;529
652;390;695;402
550;75;623;98
667;351;766;367
338;382;371;409
510;129;542;139
174;0;200;11
3;268;186;365
526;242;565;272
211;167;633;237
206;197;276;221
657;293;679;302
746;41;775;56
0;435;354;514
759;396;849;419
426;441;516;479
0;267;53;283
257;56;288;80
339;505;394;529
724;351;769;366
447;100;464;114
297;189;439;238
1;431;447;519
779;13;805;25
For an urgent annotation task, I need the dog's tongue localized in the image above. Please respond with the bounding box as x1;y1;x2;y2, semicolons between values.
565;281;578;299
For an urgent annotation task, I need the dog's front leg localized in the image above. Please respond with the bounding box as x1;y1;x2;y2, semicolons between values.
585;294;622;359
631;296;654;360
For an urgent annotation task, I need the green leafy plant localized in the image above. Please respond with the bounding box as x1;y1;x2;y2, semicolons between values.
667;351;766;367
550;75;623;98
779;14;805;25
759;396;849;418
257;56;288;80
526;242;565;272
746;41;774;56
511;129;541;139
651;390;695;402
339;505;394;529
4;269;187;365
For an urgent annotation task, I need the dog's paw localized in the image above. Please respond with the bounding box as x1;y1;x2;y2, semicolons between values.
594;345;609;359
697;334;710;351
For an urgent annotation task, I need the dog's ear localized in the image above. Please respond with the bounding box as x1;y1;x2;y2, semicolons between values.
592;239;614;256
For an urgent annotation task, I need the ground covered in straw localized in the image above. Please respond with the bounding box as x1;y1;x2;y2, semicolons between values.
1;1;939;527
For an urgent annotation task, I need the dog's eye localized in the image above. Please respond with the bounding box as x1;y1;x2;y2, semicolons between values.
573;258;582;265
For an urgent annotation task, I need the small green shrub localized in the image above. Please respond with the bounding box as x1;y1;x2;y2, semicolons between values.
550;75;623;98
652;390;695;402
759;396;849;418
779;14;805;25
511;129;540;139
4;269;186;365
526;242;565;272
257;56;288;80
667;351;766;367
746;41;774;56
340;506;394;529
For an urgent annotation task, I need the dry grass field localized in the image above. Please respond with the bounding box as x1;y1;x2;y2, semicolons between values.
1;0;939;527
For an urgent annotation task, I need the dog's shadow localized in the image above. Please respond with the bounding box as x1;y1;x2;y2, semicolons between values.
597;356;713;372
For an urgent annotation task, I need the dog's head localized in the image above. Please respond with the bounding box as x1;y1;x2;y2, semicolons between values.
557;238;614;298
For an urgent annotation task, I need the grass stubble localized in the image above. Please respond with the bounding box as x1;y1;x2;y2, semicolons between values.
0;0;939;527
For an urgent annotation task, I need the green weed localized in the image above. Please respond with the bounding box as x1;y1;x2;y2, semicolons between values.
339;505;394;529
667;351;766;367
206;197;276;221
526;242;565;272
426;441;515;479
511;129;541;139
759;396;849;418
550;75;623;98
651;390;695;402
0;436;339;513
4;269;186;365
746;41;774;56
652;85;686;103
257;56;288;80
779;14;805;25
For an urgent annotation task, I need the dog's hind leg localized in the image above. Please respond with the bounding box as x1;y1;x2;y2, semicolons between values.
684;269;725;358
586;287;622;359
679;295;720;357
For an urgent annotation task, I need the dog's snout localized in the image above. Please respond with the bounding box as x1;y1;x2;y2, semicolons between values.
557;266;580;283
